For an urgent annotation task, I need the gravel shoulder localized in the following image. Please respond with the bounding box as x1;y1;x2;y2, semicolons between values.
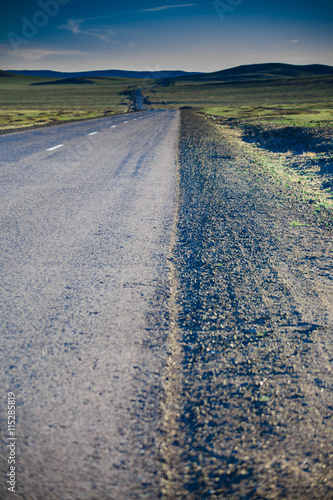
161;111;333;499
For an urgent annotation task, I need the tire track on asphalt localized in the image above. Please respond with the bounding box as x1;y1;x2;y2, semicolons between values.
0;110;180;500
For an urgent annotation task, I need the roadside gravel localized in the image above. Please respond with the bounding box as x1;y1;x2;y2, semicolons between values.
161;111;333;499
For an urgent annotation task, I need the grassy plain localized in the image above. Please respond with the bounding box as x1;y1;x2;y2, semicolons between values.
1;70;332;131
148;75;333;127
0;69;332;139
201;103;333;127
148;74;333;209
0;73;149;131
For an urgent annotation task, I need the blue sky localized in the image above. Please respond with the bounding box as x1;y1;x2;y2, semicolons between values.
0;0;332;72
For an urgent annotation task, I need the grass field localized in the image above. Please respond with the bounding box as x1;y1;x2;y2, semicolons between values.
1;70;332;131
0;73;153;131
201;103;333;127
147;71;333;217
147;75;333;127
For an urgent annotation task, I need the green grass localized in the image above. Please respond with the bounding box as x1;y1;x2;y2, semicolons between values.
201;103;333;127
0;108;119;130
1;71;332;131
0;73;154;130
209;118;333;214
290;221;307;227
146;75;333;127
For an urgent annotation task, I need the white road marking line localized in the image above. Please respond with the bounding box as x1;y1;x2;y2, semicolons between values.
124;121;128;123
88;132;98;136
47;144;64;151
111;125;117;128
133;118;137;120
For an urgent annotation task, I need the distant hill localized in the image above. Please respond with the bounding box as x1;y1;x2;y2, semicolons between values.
0;70;14;77
31;77;95;86
171;63;333;82
7;69;202;79
4;63;333;85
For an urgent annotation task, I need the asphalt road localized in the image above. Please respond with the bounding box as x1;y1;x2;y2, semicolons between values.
0;110;180;499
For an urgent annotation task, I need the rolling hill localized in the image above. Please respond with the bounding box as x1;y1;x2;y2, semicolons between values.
4;64;333;84
170;63;333;83
31;77;96;85
0;70;14;77
6;69;202;79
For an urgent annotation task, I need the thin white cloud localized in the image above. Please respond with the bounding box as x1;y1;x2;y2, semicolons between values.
290;40;299;43
140;4;197;12
59;19;115;41
2;48;89;61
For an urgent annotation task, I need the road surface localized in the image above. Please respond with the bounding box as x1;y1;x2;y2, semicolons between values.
0;110;180;499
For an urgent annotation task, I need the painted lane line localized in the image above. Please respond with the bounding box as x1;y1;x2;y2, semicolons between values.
111;125;117;128
124;121;128;123
47;144;64;151
88;132;98;136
